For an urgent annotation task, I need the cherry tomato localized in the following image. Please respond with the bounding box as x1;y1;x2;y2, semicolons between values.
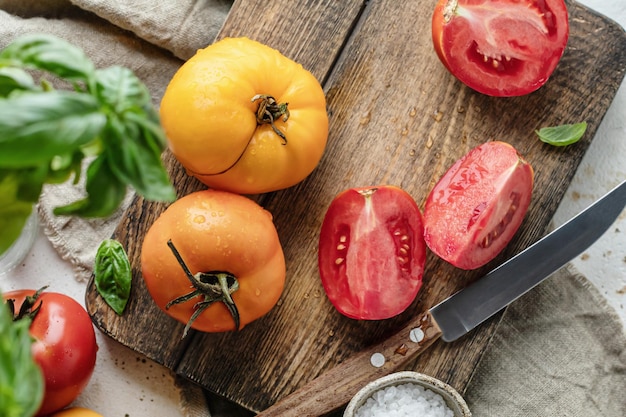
318;186;427;320
423;141;534;270
141;190;286;334
432;0;569;96
49;407;104;417
160;37;329;194
3;289;98;416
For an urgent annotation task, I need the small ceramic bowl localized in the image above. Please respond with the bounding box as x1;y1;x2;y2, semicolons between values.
344;371;471;417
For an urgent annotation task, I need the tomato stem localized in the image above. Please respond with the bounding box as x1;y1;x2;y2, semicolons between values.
443;0;458;22
251;94;289;145
165;240;240;337
5;286;48;322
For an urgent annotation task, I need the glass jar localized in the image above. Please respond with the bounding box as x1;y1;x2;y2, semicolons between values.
0;207;39;276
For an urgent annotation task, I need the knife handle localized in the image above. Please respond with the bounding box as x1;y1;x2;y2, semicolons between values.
256;311;442;417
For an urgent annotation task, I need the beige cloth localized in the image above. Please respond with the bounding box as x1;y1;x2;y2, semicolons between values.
465;265;626;416
1;2;625;416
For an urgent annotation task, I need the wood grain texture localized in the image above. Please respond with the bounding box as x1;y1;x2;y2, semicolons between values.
85;0;626;414
255;311;443;417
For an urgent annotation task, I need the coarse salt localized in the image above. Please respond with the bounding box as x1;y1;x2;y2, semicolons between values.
354;382;454;417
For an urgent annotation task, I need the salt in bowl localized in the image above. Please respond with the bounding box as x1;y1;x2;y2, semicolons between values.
343;371;471;417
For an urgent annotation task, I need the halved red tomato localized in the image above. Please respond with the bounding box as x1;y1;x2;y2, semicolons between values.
318;186;426;320
432;0;569;96
423;141;534;270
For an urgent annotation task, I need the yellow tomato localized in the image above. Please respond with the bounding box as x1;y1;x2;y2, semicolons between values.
160;37;329;194
49;407;104;417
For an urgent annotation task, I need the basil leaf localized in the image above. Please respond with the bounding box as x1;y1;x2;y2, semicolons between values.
0;34;95;84
94;66;152;113
94;66;176;202
0;296;45;417
53;154;127;218
0;91;106;168
105;116;176;202
125;110;168;156
0;34;175;256
46;151;84;185
94;239;132;315
15;165;47;202
0;68;37;97
535;122;587;146
0;172;34;254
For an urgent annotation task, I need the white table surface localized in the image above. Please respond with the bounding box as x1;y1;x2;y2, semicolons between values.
1;1;625;415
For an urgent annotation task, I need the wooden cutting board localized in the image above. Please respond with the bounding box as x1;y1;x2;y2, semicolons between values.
85;0;626;414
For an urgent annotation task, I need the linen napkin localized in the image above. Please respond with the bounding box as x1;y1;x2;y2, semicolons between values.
1;2;624;416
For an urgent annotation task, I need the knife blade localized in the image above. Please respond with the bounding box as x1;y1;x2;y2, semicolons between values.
431;179;626;342
257;180;626;417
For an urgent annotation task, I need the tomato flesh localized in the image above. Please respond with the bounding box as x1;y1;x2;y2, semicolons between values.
318;186;426;320
432;0;569;96
423;141;534;270
3;290;98;416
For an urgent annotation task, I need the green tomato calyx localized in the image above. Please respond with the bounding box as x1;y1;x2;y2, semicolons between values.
165;239;240;338
252;94;290;145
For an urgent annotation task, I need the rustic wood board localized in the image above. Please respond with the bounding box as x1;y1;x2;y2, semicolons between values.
85;0;626;414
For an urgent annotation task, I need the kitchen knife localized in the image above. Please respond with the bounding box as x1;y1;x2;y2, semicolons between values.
256;179;626;417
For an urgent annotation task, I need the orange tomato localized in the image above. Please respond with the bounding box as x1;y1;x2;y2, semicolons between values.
141;190;286;334
160;37;329;194
49;408;104;417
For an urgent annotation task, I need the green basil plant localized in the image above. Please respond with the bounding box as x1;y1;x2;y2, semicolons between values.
0;34;176;255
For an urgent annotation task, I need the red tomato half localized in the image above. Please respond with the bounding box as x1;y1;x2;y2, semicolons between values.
3;289;98;416
318;186;427;320
432;0;569;96
423;141;534;270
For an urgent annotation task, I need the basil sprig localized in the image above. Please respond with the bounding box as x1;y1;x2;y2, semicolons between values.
0;294;44;417
535;122;588;147
94;239;132;315
0;34;176;254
